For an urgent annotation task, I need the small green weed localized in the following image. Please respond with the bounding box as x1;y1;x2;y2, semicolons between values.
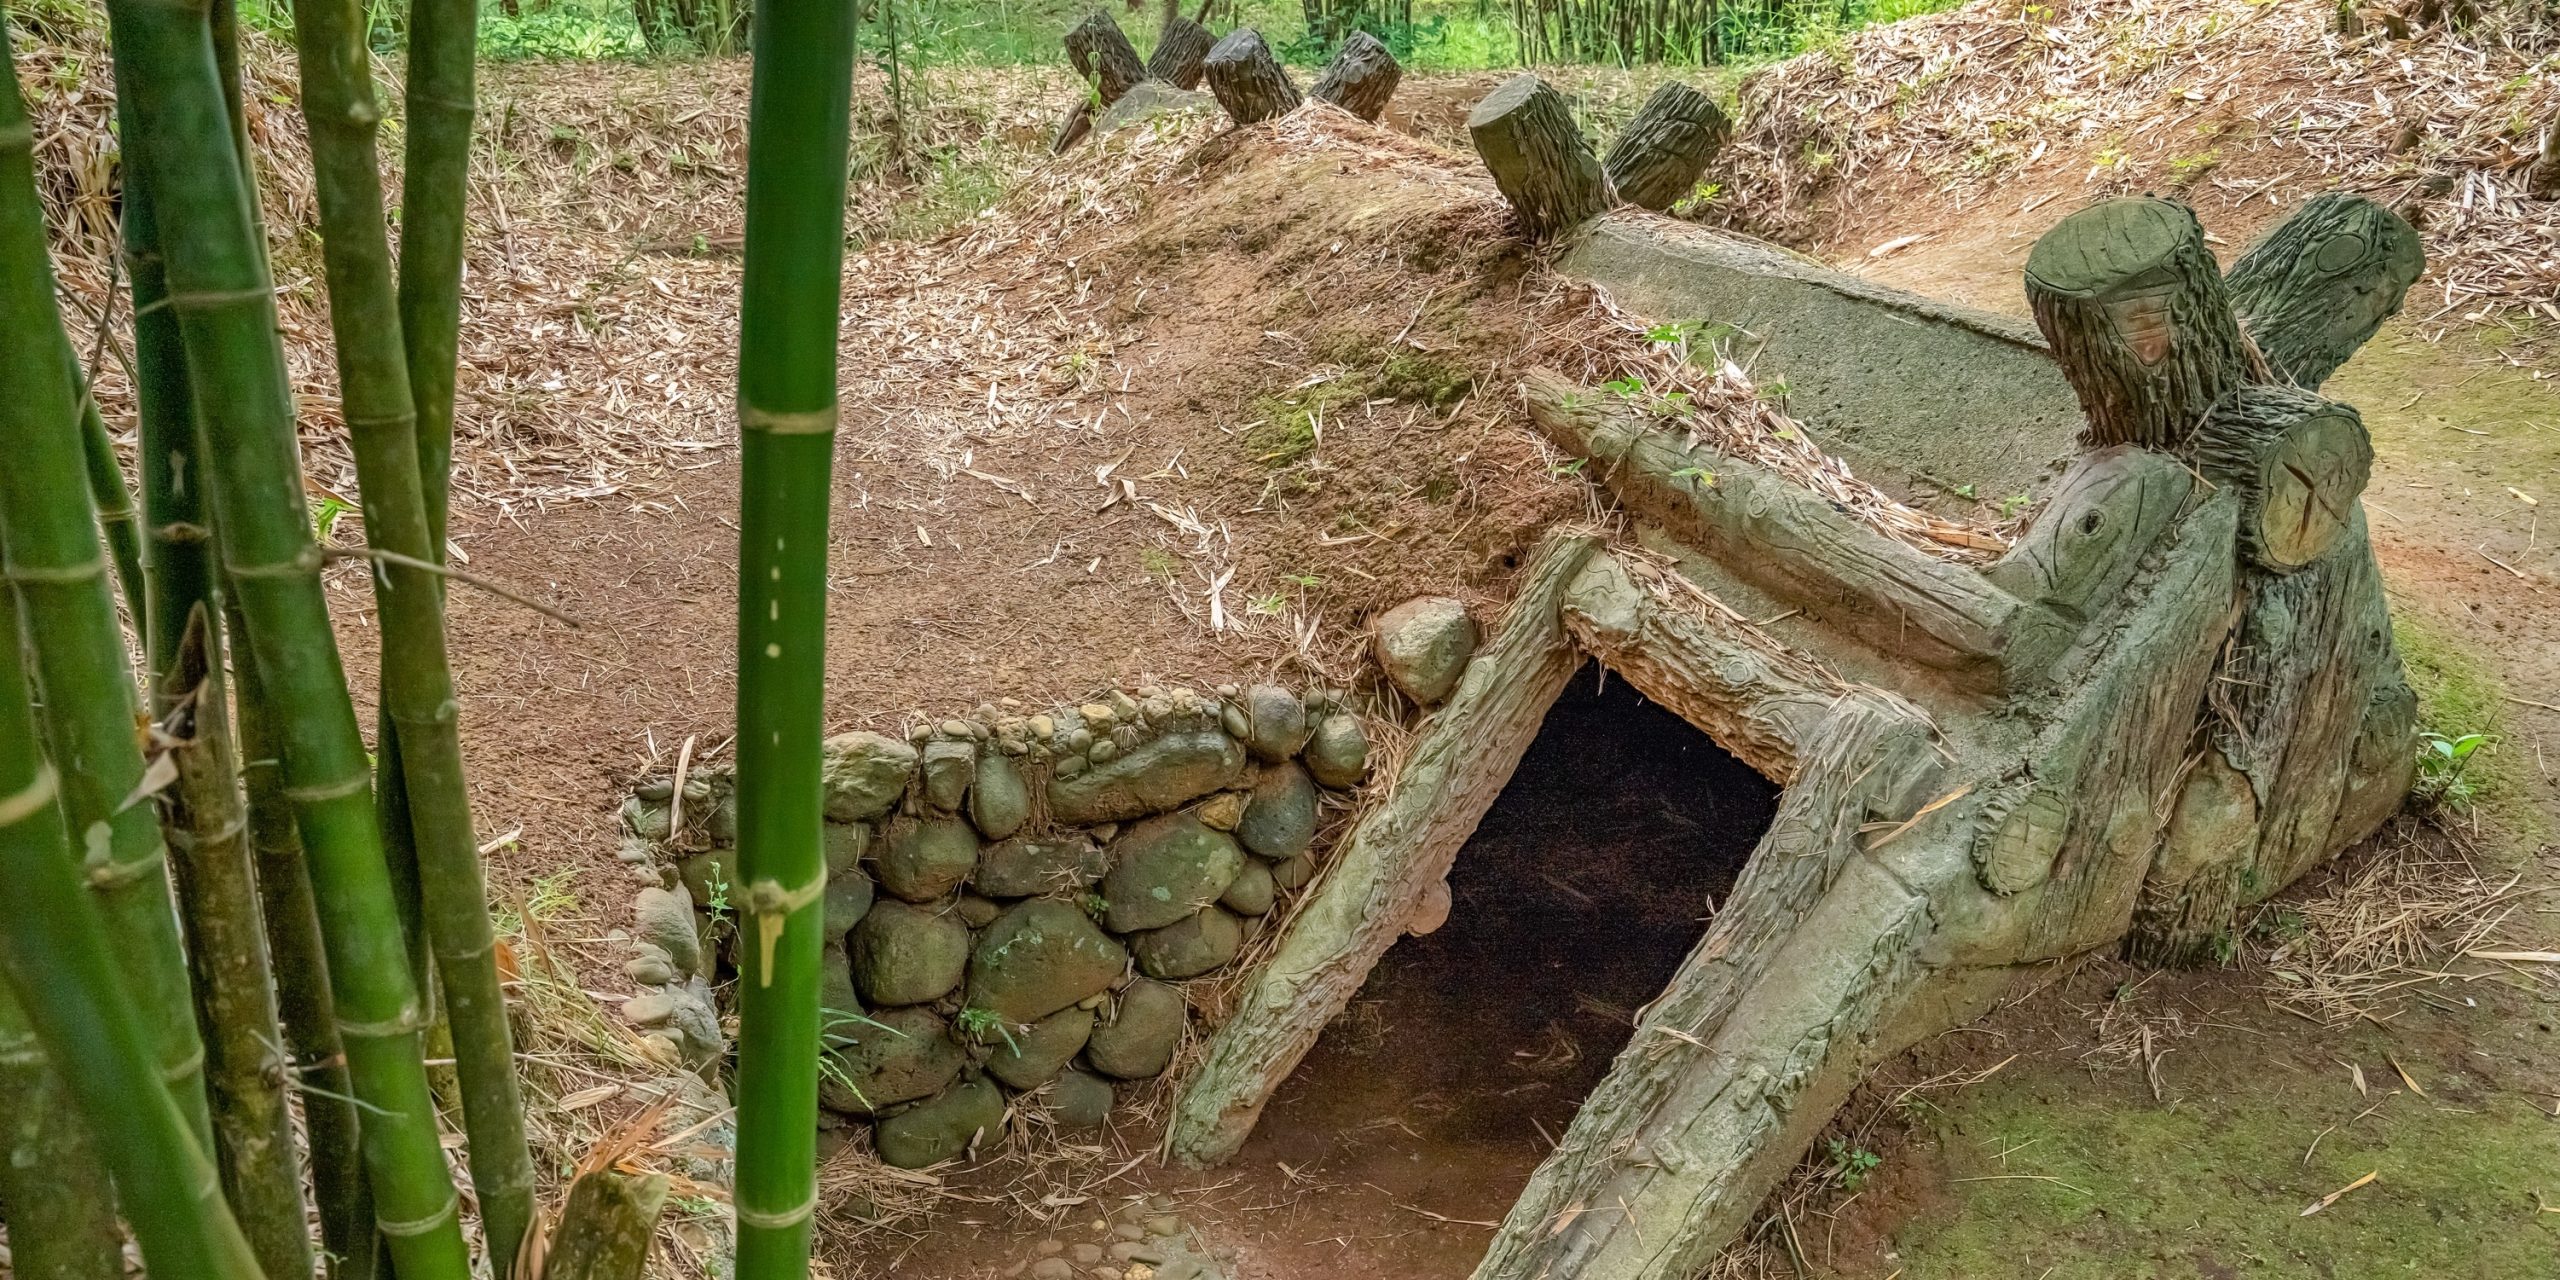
2414;731;2492;811
1825;1137;1882;1190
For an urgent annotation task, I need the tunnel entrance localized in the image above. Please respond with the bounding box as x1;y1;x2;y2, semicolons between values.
1234;669;1781;1271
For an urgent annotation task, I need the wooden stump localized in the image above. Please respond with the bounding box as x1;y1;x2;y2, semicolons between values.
1468;74;1613;240
1308;30;1402;123
542;1168;670;1280
2225;193;2425;389
1203;28;1302;125
1147;15;1215;89
1049;100;1096;155
1065;9;1148;108
2024;197;2251;452
1601;81;1731;212
2531;116;2560;201
2195;384;2372;573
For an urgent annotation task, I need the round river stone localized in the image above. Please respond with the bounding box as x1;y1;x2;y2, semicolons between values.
1100;813;1246;934
850;900;969;1007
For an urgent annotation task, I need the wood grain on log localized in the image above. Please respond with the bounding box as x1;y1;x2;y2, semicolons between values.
1049;99;1096;155
1988;446;2194;631
1523;368;2063;696
1468;74;1613;240
2127;748;2258;967
542;1168;670;1280
1165;534;1600;1166
1557;550;1845;783
2194;384;2372;573
1478;692;1945;1280
1601;81;1731;212
2024;197;2252;452
1203;28;1302;125
1065;9;1149;107
1309;30;1402;123
1147;15;1216;88
2226;192;2424;390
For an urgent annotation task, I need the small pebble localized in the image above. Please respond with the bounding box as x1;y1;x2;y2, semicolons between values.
1072;1243;1105;1265
1145;1215;1181;1238
1030;1259;1073;1280
1112;1223;1145;1242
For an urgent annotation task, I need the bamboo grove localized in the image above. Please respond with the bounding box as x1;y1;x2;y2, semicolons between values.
0;0;856;1275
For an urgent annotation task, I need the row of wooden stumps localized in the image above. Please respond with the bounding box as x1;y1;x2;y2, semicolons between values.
1049;8;1406;154
1469;72;1731;230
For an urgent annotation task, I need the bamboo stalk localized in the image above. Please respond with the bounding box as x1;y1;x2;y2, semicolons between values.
159;605;316;1280
233;593;378;1280
732;0;861;1270
72;359;147;635
287;0;535;1269
0;985;122;1280
0;20;213;1156
398;0;476;552
100;0;475;1272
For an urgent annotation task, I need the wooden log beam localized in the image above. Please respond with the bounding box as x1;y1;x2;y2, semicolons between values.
1165;534;1601;1166
1523;368;2066;696
1556;550;1845;783
2226;192;2425;390
1203;28;1302;126
1600;81;1730;212
1477;691;1948;1280
1308;30;1401;123
2194;384;2372;573
2024;197;2252;453
1147;15;1216;89
1986;445;2194;630
1468;74;1613;240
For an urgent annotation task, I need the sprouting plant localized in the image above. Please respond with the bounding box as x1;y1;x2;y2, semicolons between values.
1080;891;1110;918
1549;457;1589;479
1139;548;1180;581
1825;1138;1882;1191
955;1006;1020;1057
2415;731;2492;810
1643;321;1695;345
1601;375;1645;397
311;494;354;543
1997;493;2034;519
1281;572;1323;589
1248;592;1288;616
703;857;733;925
1670;466;1717;488
1952;482;1979;500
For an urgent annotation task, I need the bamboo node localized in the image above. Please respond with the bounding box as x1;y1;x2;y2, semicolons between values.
375;1192;462;1238
740;404;839;436
336;1003;428;1040
742;871;827;981
733;1187;820;1231
2;554;109;585
284;770;371;804
229;545;325;579
0;762;59;826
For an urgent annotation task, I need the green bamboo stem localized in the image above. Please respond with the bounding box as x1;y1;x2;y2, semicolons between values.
0;29;213;1157
158;605;317;1280
289;0;536;1268
100;0;474;1273
0;985;122;1280
733;0;862;1272
398;0;477;553
72;363;147;635
0;594;266;1280
233;593;378;1280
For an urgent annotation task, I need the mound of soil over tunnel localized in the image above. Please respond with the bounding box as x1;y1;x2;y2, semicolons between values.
1236;672;1779;1274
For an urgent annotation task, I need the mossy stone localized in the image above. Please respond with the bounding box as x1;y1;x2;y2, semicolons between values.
1372;596;1478;704
1219;860;1276;916
1304;713;1371;789
1270;852;1318;890
877;816;980;903
969;749;1031;839
823;871;875;939
920;739;976;812
1084;979;1186;1080
818;941;863;1025
1046;1069;1115;1130
632;885;701;976
677;851;733;912
1048;728;1246;824
1236;762;1319;860
973;833;1108;899
821;731;917;822
817;1005;961;1117
984;1006;1096;1091
875;1076;1006;1169
850;900;969;1007
1100;813;1247;933
1241;685;1310;762
822;821;871;878
1132;907;1243;980
965;899;1129;1025
956;893;1002;929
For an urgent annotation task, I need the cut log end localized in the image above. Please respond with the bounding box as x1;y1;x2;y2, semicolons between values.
1147;16;1216;89
1468;74;1613;241
2024;197;2250;453
2227;192;2425;390
2197;384;2372;573
1601;81;1731;212
1309;30;1403;123
1065;9;1149;108
1203;28;1303;126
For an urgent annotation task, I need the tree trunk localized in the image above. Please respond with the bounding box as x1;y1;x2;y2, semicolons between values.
1467;74;1612;240
1523;368;2065;696
1555;549;1843;783
1147;15;1214;88
1478;692;1947;1280
2024;197;2252;451
1986;446;2195;631
1600;80;1729;211
1166;534;1600;1166
2225;192;2425;390
1308;29;1401;123
542;1169;670;1280
1203;28;1301;125
2193;384;2372;573
1066;8;1148;108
